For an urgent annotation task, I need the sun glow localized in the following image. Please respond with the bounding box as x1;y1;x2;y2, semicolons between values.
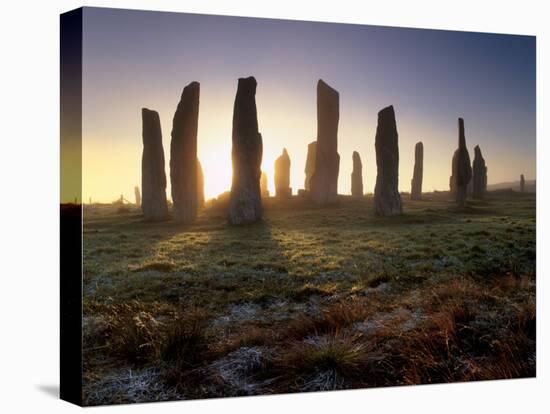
199;139;281;201
200;140;232;201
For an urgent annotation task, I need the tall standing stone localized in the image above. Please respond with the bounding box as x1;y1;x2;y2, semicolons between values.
275;148;291;198
228;77;263;224
520;174;525;193
304;141;317;191
141;108;168;221
134;186;141;206
197;159;205;208
351;151;363;197
170;82;200;223
260;171;270;198
472;145;487;199
410;141;423;200
310;80;340;204
374;105;402;216
451;118;472;207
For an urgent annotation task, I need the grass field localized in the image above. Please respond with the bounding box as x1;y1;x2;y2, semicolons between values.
81;191;536;405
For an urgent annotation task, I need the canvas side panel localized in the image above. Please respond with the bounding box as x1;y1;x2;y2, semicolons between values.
60;7;83;406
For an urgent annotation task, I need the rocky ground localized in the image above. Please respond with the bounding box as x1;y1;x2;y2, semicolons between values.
81;191;536;405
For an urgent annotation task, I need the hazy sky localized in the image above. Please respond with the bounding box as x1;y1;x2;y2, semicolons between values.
80;7;536;202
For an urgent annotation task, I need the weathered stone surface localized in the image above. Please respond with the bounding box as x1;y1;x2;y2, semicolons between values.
304;141;317;191
260;171;269;198
197;159;205;208
351;151;363;197
450;118;472;207
374;105;402;216
170;81;200;223
141;108;168;221
520;174;525;193
410;141;423;200
310;80;340;204
472;145;487;199
134;186;141;206
228;77;263;224
275;148;291;198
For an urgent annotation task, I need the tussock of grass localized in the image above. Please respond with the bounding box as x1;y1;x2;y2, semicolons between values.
277;333;367;391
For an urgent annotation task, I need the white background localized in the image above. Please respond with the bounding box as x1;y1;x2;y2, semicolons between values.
0;0;547;412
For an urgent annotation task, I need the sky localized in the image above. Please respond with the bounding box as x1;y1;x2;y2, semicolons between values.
77;7;536;203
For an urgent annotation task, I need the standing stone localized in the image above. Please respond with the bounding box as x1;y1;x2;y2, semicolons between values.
260;171;270;198
449;166;456;197
451;118;472;207
304;141;317;191
197;159;205;208
141;108;168;221
374;105;402;216
134;186;141;206
228;77;263;224
520;174;525;193
351;151;363;197
275;148;291;198
472;145;487;199
170;81;200;223
410;142;423;200
310;80;340;204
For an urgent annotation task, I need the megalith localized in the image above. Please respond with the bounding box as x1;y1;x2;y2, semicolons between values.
141;108;168;221
304;141;317;191
410;141;423;200
520;174;525;193
134;186;141;207
472;145;487;199
170;81;200;223
310;80;340;204
228;77;263;224
275;148;291;198
351;151;363;197
374;105;402;216
451;118;472;207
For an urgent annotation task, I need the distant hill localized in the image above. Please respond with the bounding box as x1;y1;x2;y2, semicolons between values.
487;179;536;192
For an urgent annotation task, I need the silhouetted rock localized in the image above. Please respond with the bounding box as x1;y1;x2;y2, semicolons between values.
134;186;141;206
275;148;291;198
451;118;472;207
472;145;487;199
228;77;263;224
410;142;423;200
260;171;270;198
374;105;402;216
197;159;205;208
170;81;200;223
141;108;168;221
520;174;525;193
351;151;363;197
304;141;317;191
449;165;456;197
310;80;340;204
